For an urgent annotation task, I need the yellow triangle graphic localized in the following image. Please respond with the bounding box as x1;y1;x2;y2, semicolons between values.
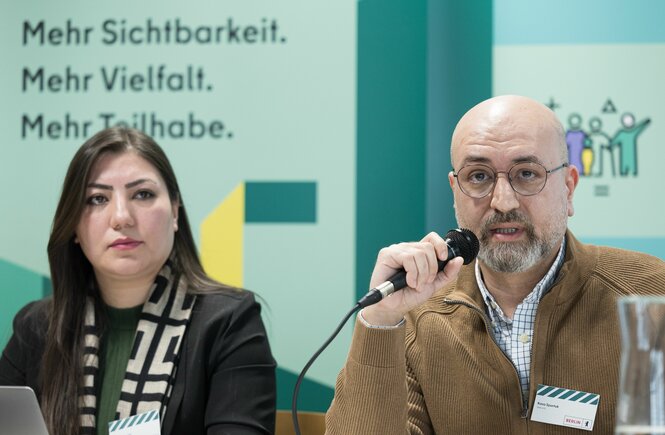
200;183;244;287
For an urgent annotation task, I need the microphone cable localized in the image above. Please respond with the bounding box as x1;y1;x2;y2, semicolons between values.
291;303;360;435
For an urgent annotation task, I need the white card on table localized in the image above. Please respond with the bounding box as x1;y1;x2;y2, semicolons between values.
530;384;600;431
108;409;161;435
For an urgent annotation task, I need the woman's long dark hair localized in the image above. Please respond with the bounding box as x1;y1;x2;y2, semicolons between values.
42;127;223;435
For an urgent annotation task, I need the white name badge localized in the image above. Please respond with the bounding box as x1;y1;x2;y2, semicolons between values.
108;409;161;435
530;384;600;431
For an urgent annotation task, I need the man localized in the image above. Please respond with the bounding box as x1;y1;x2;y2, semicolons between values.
325;95;665;434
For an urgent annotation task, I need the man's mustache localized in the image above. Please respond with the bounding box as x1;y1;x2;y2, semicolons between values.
479;210;536;242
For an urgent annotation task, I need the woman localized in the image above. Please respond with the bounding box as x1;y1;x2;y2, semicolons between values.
0;127;276;435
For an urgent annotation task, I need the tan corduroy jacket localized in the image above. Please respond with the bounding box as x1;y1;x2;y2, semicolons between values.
326;232;665;434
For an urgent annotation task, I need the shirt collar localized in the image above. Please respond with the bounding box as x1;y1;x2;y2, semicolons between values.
475;237;567;318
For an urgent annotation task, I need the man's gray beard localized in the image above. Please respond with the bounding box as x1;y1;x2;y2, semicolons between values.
457;209;562;273
478;231;553;273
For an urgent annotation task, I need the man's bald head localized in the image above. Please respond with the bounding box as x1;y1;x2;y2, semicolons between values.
450;95;567;166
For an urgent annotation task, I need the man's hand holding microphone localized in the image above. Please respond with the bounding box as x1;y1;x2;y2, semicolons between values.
359;229;480;326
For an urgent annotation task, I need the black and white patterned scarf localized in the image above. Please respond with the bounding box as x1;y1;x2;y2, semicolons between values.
79;259;196;433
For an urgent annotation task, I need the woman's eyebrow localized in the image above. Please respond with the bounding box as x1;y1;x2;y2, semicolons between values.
86;178;158;190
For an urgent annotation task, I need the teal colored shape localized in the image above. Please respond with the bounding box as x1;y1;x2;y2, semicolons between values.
569;392;587;402
42;276;53;297
548;388;566;397
579;238;665;260
0;259;48;348
580;394;597;404
356;0;492;301
539;386;555;396
559;390;576;400
495;0;665;45
276;366;334;413
427;0;492;235
245;182;316;223
356;0;427;300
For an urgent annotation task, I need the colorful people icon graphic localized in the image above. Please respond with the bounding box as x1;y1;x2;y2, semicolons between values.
557;101;651;180
587;117;613;176
611;112;650;176
566;113;588;175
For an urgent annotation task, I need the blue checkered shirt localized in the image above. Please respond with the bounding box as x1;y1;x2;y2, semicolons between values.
475;238;566;407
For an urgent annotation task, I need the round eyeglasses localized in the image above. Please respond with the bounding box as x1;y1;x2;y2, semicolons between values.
452;162;569;198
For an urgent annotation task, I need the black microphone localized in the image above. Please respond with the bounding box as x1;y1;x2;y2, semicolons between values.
357;228;480;308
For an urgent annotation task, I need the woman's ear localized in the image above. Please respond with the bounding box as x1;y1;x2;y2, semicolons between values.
172;200;180;232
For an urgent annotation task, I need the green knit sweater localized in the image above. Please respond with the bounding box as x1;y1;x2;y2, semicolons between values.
96;304;142;435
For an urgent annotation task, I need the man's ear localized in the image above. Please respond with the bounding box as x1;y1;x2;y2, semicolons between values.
565;164;580;217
